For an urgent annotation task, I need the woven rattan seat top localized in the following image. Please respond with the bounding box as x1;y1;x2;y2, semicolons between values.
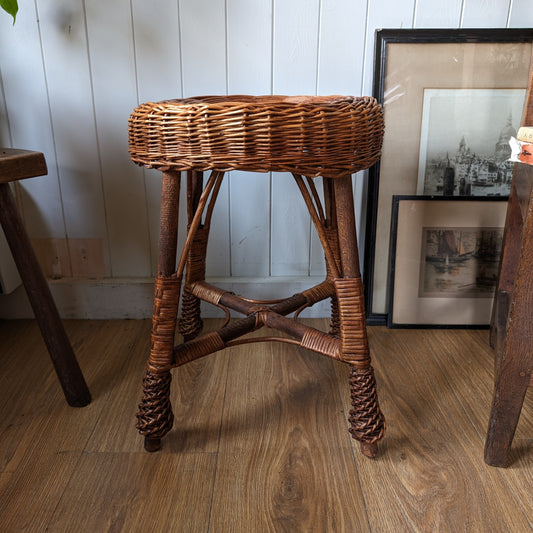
128;95;383;178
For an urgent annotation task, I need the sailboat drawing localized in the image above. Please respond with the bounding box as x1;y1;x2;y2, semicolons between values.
426;230;471;265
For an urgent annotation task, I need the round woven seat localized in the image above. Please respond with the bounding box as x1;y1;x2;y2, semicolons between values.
128;95;383;178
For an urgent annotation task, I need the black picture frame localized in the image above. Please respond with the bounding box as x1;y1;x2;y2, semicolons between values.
363;28;533;325
387;195;507;329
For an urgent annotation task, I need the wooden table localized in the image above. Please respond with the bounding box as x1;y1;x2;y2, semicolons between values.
0;148;91;407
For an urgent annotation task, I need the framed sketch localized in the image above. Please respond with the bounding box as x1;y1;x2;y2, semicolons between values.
363;28;533;325
388;196;507;328
417;88;525;196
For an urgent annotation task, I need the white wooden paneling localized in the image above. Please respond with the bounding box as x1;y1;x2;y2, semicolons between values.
317;0;367;95
84;0;151;277
362;0;417;95
0;71;20;291
0;67;10;146
227;0;272;95
179;0;230;278
227;0;272;277
271;0;320;276
414;0;463;27
461;0;512;27
508;0;533;27
0;4;66;240
131;0;182;276
228;172;271;277
310;0;369;277
36;0;110;272
0;0;530;318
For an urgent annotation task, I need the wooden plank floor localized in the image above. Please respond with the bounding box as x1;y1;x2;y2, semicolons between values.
1;319;533;531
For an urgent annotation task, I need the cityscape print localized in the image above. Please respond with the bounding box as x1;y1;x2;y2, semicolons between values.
417;88;526;197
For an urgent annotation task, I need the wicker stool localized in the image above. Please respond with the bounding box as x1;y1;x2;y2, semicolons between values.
129;95;385;457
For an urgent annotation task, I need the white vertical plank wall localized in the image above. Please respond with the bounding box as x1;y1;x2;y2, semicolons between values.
36;0;109;277
0;0;531;317
180;0;230;278
227;0;272;278
131;0;182;276
271;0;319;277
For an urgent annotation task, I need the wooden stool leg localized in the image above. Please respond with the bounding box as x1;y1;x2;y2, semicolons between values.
179;171;205;342
323;178;340;336
0;183;91;407
136;172;181;451
485;184;533;467
333;175;385;457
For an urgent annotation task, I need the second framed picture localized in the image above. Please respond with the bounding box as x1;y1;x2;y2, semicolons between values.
363;28;533;324
388;196;507;328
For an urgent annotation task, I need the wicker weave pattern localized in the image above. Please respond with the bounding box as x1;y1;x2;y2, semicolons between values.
334;277;369;365
129;95;383;178
348;365;385;445
136;370;174;439
300;329;341;360
179;227;210;341
148;275;181;373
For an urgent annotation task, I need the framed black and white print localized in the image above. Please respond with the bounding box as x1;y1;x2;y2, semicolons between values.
363;28;533;325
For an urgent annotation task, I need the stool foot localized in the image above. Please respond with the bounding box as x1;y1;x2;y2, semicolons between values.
360;441;378;458
144;436;162;452
348;365;385;453
136;369;174;449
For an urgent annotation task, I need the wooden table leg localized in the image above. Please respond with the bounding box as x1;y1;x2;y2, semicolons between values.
0;183;91;407
485;185;533;467
490;182;525;353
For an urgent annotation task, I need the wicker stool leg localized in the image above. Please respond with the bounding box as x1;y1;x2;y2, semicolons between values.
179;172;206;342
180;228;209;341
323;178;341;337
333;175;385;457
136;172;181;451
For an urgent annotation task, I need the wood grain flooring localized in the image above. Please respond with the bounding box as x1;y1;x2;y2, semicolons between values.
1;319;533;532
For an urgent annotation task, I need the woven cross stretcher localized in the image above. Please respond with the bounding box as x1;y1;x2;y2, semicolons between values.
128;95;383;178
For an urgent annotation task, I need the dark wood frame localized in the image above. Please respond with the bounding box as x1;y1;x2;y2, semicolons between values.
363;28;533;325
387;195;507;329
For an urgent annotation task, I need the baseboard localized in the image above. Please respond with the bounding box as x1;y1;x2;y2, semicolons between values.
0;276;332;319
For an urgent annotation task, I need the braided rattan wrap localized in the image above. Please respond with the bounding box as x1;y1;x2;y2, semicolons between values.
179;289;203;341
136;370;174;439
174;331;226;367
334;278;369;365
179;227;210;341
300;280;335;305
348;365;385;444
189;281;227;306
148;275;181;373
300;329;341;360
325;228;342;336
129;95;383;178
333;277;385;444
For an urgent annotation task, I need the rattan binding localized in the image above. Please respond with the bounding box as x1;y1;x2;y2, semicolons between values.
129;95;383;178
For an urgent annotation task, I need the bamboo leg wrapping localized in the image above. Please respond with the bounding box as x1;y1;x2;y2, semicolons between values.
335;278;385;449
136;274;181;443
179;227;209;341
